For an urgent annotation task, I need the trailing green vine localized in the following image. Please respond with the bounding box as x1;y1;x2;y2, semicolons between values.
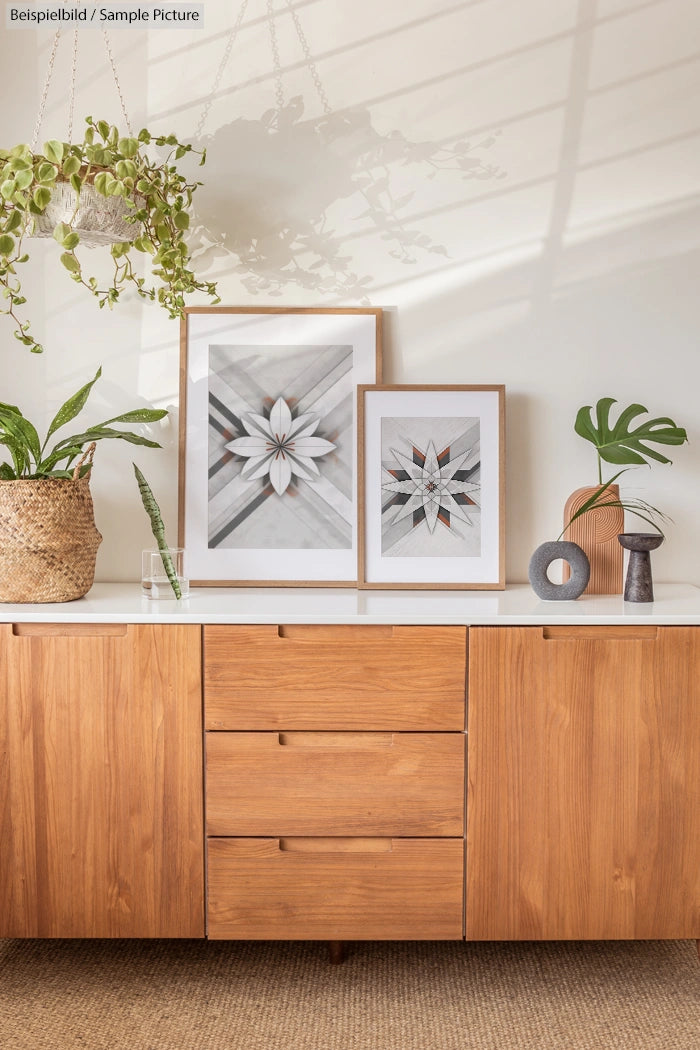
0;116;219;353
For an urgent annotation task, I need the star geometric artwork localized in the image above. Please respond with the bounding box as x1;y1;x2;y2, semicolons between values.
208;343;353;550
381;416;482;558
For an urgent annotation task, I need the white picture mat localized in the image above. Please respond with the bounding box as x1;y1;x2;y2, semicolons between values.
363;388;502;585
183;311;378;582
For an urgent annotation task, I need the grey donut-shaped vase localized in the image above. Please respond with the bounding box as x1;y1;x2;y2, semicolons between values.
528;540;591;601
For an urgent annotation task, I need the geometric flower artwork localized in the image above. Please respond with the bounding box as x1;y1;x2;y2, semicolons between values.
208;343;353;550
225;397;336;497
180;308;381;585
358;386;504;588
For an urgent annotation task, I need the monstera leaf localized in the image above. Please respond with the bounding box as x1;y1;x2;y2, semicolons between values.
575;398;687;474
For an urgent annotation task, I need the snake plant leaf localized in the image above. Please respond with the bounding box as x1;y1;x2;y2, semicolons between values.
575;398;688;467
133;462;181;598
44;367;103;444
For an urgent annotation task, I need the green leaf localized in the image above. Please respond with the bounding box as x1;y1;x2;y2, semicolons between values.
115;159;137;179
53;221;72;244
117;137;139;159
0;462;16;480
0;406;41;469
4;209;22;234
60;252;81;273
1;179;17;201
97;120;110;141
133;462;181;598
70;173;82;194
33;186;52;209
173;210;189;230
36;444;86;473
14;169;33;191
93;171;110;196
0;234;15;255
37;161;58;183
575;398;688;469
44;366;103;444
53;427;162;452
43;139;64;165
61;231;80;250
61;155;81;177
98;408;168;426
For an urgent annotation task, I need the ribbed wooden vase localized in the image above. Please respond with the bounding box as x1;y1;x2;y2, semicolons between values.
0;476;102;603
562;484;624;595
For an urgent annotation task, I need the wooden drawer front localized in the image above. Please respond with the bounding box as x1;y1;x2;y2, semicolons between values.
206;732;464;837
207;837;464;940
204;625;466;730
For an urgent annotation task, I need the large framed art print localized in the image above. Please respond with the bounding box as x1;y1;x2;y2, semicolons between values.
358;385;504;589
179;307;382;586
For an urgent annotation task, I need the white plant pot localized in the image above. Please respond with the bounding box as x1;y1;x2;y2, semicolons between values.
32;180;144;247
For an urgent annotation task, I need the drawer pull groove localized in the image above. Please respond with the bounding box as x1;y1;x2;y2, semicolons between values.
278;838;393;853
542;626;658;641
11;623;128;638
277;732;395;748
276;624;395;641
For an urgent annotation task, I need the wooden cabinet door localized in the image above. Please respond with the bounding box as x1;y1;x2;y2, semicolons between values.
467;626;700;940
0;623;204;938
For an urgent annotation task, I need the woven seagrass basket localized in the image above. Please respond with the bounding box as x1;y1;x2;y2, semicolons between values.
0;448;102;603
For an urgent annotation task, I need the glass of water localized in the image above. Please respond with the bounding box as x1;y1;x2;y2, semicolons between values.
141;548;190;599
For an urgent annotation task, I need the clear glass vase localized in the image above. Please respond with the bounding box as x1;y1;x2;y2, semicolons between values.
141;548;190;599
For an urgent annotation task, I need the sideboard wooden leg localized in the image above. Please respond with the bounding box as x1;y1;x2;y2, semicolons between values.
328;940;346;964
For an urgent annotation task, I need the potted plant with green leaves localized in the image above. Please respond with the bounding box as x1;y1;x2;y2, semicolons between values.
529;397;687;602
0;366;167;602
0;116;219;353
562;397;687;594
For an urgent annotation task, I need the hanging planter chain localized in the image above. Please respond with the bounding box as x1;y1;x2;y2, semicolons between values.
28;23;142;247
195;0;332;137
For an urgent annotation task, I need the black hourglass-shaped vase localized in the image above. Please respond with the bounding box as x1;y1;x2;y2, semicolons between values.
618;533;664;603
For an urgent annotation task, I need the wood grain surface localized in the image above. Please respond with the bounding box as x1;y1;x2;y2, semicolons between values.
204;624;467;730
207;837;464;940
206;731;465;836
0;623;204;938
466;626;700;940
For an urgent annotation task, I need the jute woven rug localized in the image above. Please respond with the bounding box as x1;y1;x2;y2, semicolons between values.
0;938;698;1050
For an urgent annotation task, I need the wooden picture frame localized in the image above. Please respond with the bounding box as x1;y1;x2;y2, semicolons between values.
358;384;505;589
179;307;382;586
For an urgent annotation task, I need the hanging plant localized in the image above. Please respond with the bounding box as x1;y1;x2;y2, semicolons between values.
0;116;219;353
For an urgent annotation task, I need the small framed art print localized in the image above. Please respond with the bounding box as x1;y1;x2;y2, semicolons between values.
358;385;505;589
179;307;382;586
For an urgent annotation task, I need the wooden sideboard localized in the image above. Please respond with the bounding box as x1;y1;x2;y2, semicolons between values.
1;584;699;946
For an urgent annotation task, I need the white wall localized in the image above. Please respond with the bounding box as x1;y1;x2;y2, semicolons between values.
1;0;698;584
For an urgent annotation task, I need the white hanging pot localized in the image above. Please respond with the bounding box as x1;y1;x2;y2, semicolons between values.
31;176;144;248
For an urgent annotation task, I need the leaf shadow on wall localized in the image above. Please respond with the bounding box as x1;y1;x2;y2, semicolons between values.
190;97;506;299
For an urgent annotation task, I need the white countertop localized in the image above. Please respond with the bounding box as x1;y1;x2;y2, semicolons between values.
1;582;700;625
